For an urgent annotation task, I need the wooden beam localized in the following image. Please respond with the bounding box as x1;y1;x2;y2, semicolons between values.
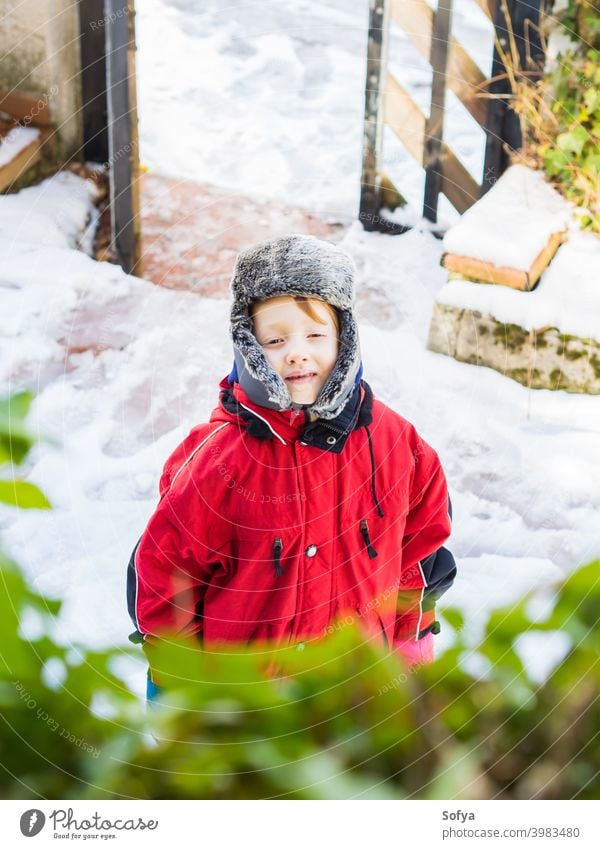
359;0;391;229
385;74;480;212
423;0;453;222
389;0;487;125
473;0;496;20
0;91;51;127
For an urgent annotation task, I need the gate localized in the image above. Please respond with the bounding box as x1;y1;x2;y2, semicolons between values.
359;0;546;231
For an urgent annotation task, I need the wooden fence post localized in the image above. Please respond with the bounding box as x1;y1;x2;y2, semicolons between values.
105;0;141;274
423;0;453;222
359;0;390;230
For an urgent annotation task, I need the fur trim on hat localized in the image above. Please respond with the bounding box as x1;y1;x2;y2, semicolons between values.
229;234;361;420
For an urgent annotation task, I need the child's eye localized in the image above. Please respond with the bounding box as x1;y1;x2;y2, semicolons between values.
263;338;284;346
308;333;325;338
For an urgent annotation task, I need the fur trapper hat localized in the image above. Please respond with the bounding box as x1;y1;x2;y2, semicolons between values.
229;234;361;420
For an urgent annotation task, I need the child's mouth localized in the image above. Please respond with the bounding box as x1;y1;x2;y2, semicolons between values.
285;372;317;383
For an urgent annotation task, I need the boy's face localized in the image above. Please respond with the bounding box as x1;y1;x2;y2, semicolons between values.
252;296;339;404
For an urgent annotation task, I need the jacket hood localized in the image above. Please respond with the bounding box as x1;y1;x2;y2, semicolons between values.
229;234;361;420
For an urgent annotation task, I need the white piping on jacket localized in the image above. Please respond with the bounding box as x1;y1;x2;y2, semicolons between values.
133;542;145;636
239;401;287;445
414;560;428;639
170;422;231;487
415;587;425;640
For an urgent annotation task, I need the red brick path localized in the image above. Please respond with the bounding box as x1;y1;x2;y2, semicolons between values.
139;173;346;296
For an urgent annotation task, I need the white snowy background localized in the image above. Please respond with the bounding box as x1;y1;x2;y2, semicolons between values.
1;0;599;696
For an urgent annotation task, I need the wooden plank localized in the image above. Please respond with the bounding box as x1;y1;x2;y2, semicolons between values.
105;0;141;274
442;252;528;289
359;0;391;229
389;0;487;125
384;74;425;162
0;91;51;126
78;0;109;163
441;230;565;290
0;130;46;192
423;0;453;222
473;0;496;20
385;74;480;212
527;230;566;289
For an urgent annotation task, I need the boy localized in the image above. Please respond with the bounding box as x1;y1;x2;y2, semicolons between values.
127;234;456;689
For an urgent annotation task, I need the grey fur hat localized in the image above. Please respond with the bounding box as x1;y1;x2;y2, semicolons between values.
229;234;361;420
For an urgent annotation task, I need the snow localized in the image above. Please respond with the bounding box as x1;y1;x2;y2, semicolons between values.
2;1;599;699
135;0;493;226
0;126;40;167
436;229;600;340
0;170;100;251
442;165;573;269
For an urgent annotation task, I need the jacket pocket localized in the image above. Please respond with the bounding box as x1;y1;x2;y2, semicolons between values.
356;606;390;651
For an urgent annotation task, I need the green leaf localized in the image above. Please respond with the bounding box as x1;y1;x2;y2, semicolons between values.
441;607;465;633
0;480;51;509
0;392;34;422
557;126;591;156
543;147;571;176
0;392;38;466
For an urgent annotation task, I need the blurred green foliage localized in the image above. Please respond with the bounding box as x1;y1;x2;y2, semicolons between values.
0;392;50;508
1;394;599;799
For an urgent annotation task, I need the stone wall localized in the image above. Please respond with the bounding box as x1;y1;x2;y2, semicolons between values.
0;0;82;158
427;303;600;394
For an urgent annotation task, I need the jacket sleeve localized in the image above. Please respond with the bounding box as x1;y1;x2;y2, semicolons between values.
393;433;456;646
127;492;220;642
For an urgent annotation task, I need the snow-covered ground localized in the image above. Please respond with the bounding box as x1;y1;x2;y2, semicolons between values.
135;0;493;226
1;1;599;697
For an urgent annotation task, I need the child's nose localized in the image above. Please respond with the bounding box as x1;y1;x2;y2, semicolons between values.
285;349;309;364
285;342;309;363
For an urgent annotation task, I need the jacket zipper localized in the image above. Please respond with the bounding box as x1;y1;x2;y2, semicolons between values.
273;537;284;577
360;518;378;559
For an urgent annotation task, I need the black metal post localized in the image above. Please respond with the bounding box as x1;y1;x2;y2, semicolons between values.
482;0;545;195
78;0;109;163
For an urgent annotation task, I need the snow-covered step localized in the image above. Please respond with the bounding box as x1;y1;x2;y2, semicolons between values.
428;230;600;394
0;90;54;192
441;165;571;291
0;125;47;192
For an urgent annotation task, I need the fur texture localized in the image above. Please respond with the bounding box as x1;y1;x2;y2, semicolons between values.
229;234;361;419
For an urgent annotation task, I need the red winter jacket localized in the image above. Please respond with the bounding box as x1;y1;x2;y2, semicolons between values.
128;376;454;658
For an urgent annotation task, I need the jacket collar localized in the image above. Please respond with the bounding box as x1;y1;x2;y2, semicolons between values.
215;375;373;453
